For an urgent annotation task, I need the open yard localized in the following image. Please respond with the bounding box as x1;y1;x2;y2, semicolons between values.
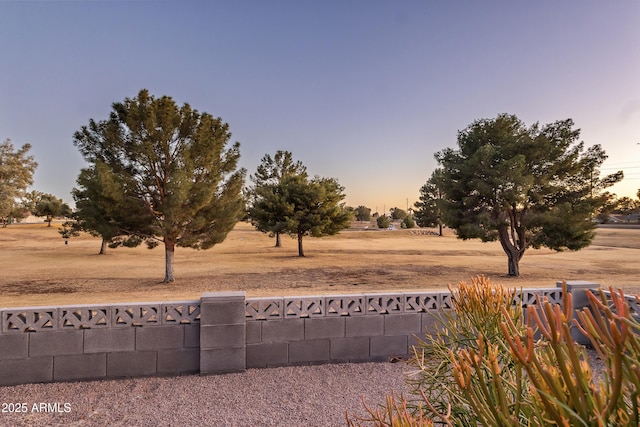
1;221;639;307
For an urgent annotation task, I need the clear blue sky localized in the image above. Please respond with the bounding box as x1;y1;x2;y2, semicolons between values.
1;1;639;212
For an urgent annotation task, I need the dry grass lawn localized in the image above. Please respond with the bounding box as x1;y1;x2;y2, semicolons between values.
1;221;639;307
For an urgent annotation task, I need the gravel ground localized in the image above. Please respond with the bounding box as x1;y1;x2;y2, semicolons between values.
0;362;411;427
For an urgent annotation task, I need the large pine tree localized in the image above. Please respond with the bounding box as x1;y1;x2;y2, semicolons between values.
435;114;622;277
73;90;245;282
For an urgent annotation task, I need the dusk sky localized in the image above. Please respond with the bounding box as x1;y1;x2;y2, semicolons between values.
1;1;639;213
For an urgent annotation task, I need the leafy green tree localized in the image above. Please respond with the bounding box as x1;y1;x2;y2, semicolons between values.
249;150;307;247
415;168;446;236
376;214;391;229
0;139;38;226
33;193;72;226
401;215;415;229
265;173;351;256
435;114;622;276
71;162;155;254
389;207;407;221
73;89;245;282
354;205;371;222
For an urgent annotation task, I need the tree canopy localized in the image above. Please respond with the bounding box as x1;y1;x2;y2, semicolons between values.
389;207;408;221
71;162;155;254
32;193;72;226
354;205;372;222
249;153;351;256
0;139;38;226
415;168;446;235
280;174;352;256
248;150;307;247
435;114;623;276
73;89;245;282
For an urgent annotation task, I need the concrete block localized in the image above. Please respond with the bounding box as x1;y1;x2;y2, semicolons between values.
408;335;422;354
200;347;245;374
305;317;345;339
54;353;106;381
84;328;135;353
184;324;200;348
135;325;184;350
421;313;440;336
370;335;408;357
200;324;246;349
29;330;83;357
157;348;200;374
330;337;369;360
261;319;304;342
107;351;157;377
0;334;29;359
346;315;384;337
201;292;246;325
0;357;53;386
246;342;288;368
246;321;261;344
384;314;422;336
289;339;329;363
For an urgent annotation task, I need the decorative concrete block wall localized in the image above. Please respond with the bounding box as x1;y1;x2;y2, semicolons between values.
244;292;451;368
0;300;201;386
0;282;603;387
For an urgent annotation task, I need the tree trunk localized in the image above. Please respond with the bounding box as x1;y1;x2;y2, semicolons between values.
98;239;107;255
498;226;524;277
275;232;281;248
164;239;175;282
297;232;305;257
507;253;520;277
46;216;52;227
438;222;443;237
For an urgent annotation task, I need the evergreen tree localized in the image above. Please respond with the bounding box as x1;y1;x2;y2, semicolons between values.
280;174;352;256
248;151;307;247
33;193;72;226
435;114;622;276
73;89;245;282
415;168;446;235
252;166;351;256
71;162;154;254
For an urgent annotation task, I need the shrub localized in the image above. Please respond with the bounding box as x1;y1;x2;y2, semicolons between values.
348;277;640;426
401;216;415;229
377;215;391;229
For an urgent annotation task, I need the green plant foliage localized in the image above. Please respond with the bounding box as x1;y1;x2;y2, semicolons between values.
435;114;623;276
377;215;391;229
248;150;307;247
401;216;415;229
350;278;640;427
0;139;38;226
414;169;445;235
73;89;245;282
33;193;72;226
501;286;640;425
407;276;529;426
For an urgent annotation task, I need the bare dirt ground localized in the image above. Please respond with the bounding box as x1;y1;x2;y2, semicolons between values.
1;221;639;307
